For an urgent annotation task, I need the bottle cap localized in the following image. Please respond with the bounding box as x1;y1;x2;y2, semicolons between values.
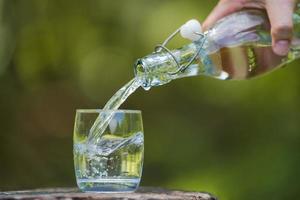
180;19;202;41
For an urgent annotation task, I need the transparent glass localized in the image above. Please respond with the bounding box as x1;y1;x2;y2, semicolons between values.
73;109;144;192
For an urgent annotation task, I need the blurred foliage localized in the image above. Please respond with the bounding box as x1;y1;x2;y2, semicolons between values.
1;0;300;199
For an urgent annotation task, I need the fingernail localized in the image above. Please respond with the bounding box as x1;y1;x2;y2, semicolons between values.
274;40;290;56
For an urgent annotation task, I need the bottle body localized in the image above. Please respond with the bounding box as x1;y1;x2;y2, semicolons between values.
135;9;300;89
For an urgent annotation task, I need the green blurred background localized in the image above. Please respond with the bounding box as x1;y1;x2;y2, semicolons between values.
1;0;300;199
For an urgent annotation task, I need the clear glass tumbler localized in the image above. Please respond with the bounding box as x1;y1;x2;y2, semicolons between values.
73;109;144;192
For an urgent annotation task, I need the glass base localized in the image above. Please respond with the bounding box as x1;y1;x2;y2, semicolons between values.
77;178;140;193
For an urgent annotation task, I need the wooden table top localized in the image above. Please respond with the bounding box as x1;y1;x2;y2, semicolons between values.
0;187;217;200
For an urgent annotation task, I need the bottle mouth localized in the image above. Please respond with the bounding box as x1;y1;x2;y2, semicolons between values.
134;59;151;90
134;59;146;77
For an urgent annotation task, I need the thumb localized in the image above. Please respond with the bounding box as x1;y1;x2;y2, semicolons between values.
203;1;244;30
266;0;295;56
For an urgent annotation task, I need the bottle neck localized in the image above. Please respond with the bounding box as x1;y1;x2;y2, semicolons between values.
134;40;210;89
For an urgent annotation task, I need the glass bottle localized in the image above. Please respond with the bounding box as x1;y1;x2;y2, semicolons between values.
134;9;300;90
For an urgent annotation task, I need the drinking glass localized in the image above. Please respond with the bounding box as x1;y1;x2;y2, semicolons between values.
73;109;144;192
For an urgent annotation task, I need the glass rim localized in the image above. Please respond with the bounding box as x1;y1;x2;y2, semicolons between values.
76;109;142;114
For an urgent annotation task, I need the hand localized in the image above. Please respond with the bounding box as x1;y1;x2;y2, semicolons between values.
203;0;296;56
